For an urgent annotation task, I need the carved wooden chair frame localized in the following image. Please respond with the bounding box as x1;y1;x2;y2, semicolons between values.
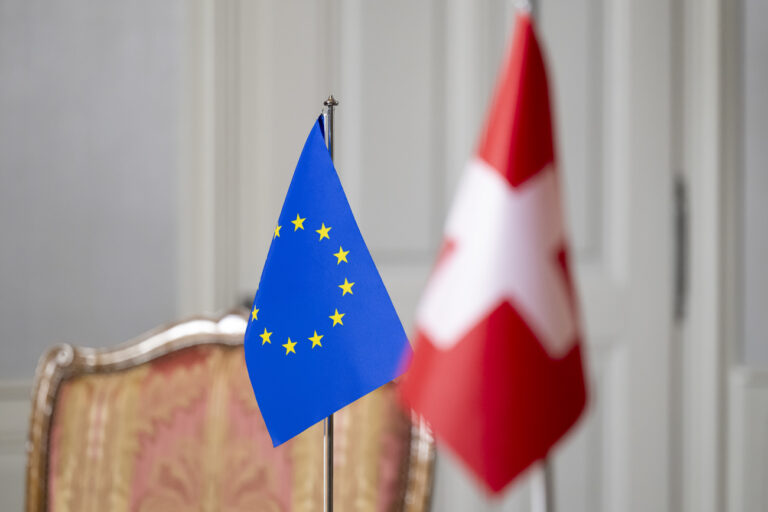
25;310;435;512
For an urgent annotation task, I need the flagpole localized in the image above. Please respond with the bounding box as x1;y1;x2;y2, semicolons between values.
522;0;556;508
517;0;557;507
530;458;556;512
321;94;338;512
543;457;556;512
517;0;560;507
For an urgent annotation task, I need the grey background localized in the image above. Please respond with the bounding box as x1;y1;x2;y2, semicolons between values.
0;0;181;378
742;0;768;364
0;0;766;376
0;0;766;379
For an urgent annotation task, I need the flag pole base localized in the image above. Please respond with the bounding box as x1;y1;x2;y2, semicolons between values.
531;456;555;512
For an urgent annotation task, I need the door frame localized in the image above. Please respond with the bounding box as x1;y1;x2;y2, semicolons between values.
677;0;738;511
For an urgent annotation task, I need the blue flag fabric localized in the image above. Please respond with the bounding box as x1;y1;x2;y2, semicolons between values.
244;117;411;446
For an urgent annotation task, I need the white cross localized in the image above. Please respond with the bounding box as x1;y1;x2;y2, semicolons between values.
417;158;577;358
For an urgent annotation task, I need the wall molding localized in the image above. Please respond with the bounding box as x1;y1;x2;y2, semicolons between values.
178;0;242;317
678;0;733;510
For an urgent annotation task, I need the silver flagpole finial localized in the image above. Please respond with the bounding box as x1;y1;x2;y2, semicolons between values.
514;0;532;13
322;94;338;161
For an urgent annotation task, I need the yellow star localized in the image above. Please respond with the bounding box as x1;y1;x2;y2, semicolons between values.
282;337;297;355
251;308;259;321
274;224;282;238
329;309;345;327
259;327;272;345
316;223;331;241
309;330;324;348
291;213;306;231
338;278;355;296
333;246;349;264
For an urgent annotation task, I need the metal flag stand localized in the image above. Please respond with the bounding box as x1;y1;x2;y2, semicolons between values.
321;94;338;512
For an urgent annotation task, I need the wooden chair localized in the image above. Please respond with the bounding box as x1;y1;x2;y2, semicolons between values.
25;311;434;512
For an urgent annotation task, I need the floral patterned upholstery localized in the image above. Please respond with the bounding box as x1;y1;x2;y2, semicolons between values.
26;314;433;512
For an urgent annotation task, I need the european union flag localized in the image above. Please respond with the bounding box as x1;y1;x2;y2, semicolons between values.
244;117;411;446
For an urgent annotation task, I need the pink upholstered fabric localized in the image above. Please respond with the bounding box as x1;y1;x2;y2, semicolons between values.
46;345;412;512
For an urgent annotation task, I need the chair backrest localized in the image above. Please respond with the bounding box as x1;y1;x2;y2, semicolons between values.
26;311;434;512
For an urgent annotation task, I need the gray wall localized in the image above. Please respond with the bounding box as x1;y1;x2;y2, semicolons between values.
0;0;182;379
742;0;768;364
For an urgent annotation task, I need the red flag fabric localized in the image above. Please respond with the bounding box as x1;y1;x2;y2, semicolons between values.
399;11;587;493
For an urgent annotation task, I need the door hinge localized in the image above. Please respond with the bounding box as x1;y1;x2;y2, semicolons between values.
674;175;688;322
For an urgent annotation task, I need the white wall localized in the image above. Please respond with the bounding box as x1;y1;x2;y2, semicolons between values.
0;0;182;380
0;2;183;508
742;0;768;364
727;1;768;510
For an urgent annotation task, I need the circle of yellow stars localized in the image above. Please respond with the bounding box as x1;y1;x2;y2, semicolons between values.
251;214;355;356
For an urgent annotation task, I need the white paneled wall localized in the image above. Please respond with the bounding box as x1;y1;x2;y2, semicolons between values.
0;0;181;377
2;1;748;511
0;0;182;507
222;1;676;511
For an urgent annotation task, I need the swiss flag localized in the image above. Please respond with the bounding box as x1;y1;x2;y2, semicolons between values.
399;11;587;493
